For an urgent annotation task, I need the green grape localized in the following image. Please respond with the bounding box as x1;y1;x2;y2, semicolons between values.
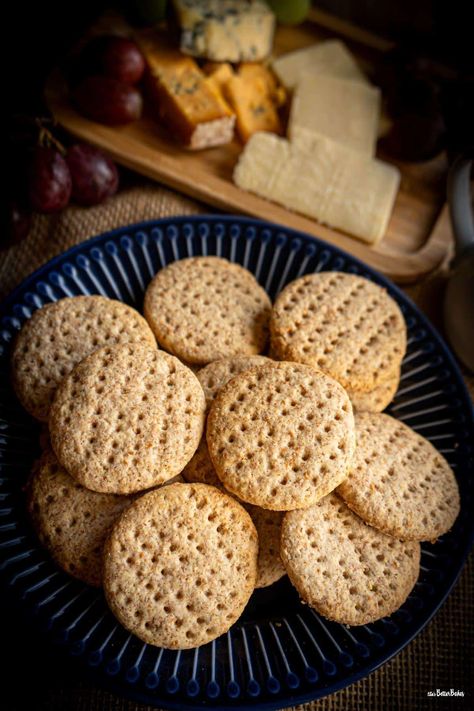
268;0;311;25
134;0;168;24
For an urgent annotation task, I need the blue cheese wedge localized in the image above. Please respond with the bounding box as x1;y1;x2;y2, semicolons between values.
271;40;369;89
233;132;400;245
172;0;275;62
289;73;381;156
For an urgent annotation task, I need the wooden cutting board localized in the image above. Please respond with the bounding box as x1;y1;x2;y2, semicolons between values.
45;12;453;284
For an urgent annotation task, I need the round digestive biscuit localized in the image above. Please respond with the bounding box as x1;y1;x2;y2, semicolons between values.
347;369;400;413
207;362;355;510
246;505;285;588
197;355;272;410
337;413;460;541
270;272;406;392
11;295;156;421
281;493;420;625
181;445;285;588
184;355;272;487
103;483;258;649
49;344;205;494
144;257;272;365
26;449;134;586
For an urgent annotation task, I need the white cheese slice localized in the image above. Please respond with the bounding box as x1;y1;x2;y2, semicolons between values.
289;73;381;156
233;132;400;245
271;40;369;89
172;0;275;62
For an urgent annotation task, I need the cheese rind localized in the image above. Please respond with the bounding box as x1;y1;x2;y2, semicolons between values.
137;32;235;149
172;0;275;62
271;40;369;89
233;132;400;244
223;64;285;143
289;73;381;156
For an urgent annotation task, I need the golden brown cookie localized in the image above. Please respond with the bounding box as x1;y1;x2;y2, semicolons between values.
183;355;273;485
181;447;284;588
26;449;134;586
11;295;156;421
197;355;272;409
347;369;400;413
144;257;272;365
103;483;258;649
281;493;420;625
49;344;205;494
270;272;406;392
207;362;355;510
246;505;285;588
337;413;460;541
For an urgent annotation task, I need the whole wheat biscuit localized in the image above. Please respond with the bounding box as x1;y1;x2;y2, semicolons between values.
49;344;206;494
270;272;406;392
103;483;258;649
207;362;355;510
11;295;156;422
183;355;272;485
26;449;134;586
197;356;272;409
347;369;400;413
144;257;272;365
181;447;285;587
246;505;285;588
337;413;460;541
281;493;420;625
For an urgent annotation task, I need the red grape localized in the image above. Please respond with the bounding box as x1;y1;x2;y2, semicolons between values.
28;146;72;213
72;36;145;85
74;76;143;125
100;37;145;84
66;144;119;206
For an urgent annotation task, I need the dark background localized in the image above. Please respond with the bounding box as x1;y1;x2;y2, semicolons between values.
1;1;473;708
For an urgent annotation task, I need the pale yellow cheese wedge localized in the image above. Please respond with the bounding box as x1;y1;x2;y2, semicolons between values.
271;39;369;89
289;73;381;157
233;132;400;245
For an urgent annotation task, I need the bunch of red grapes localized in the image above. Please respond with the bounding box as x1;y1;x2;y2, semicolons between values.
5;36;146;249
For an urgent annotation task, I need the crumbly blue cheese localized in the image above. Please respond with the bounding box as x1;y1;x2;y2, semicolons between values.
172;0;275;62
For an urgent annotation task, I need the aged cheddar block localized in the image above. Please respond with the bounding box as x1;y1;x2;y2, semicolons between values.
289;73;381;156
137;32;235;149
172;0;275;62
233;132;400;244
205;62;286;143
271;39;369;89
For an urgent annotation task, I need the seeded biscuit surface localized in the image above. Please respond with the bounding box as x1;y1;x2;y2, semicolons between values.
11;295;156;421
347;370;400;413
337;412;460;541
26;449;134;586
281;493;420;625
270;272;406;392
207;362;355;510
144;257;272;365
49;344;206;494
103;483;258;649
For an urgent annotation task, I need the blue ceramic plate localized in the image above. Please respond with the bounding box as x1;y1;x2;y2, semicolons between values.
0;215;473;710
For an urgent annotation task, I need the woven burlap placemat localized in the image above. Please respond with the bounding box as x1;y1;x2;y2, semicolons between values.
0;182;472;710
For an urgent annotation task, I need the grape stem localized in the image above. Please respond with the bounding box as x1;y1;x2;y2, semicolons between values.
36;120;66;156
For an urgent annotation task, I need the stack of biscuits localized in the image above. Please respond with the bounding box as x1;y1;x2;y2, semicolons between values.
12;257;460;650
